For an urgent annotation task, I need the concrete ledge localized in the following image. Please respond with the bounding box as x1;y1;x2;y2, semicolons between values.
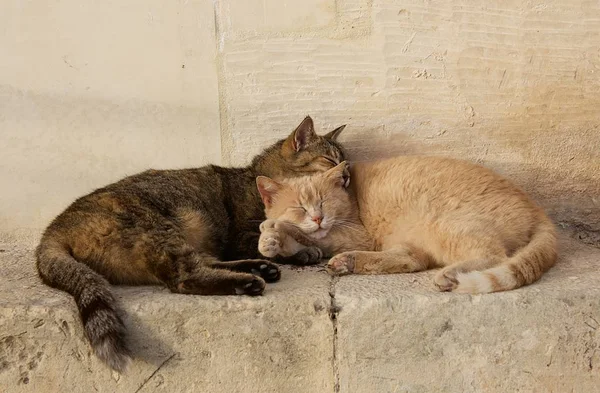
334;237;600;392
0;230;333;393
1;230;599;392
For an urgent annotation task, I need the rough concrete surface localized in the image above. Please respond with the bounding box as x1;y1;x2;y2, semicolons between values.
1;230;599;393
335;238;600;393
0;230;334;393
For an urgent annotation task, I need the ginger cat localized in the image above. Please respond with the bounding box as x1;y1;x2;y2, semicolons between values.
256;157;558;294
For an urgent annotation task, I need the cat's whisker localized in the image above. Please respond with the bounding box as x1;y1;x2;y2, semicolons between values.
331;222;365;233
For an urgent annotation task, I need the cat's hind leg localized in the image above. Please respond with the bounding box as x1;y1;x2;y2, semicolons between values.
430;219;509;292
327;243;435;275
433;257;505;292
174;266;267;295
207;260;281;283
146;232;276;295
121;211;277;295
162;251;270;296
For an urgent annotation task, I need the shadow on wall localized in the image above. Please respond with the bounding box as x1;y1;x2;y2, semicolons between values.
485;161;599;248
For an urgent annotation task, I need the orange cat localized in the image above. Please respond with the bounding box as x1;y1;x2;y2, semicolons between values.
256;157;557;294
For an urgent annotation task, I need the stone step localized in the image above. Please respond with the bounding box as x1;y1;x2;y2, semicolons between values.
1;230;599;392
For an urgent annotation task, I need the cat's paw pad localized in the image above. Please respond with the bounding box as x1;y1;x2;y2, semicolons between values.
258;230;281;258
250;261;281;283
259;219;278;232
292;247;323;265
327;253;355;275
434;268;458;292
235;276;266;296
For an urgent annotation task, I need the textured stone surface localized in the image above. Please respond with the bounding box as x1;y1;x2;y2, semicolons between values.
0;230;334;393
2;231;600;392
0;0;221;229
215;0;600;244
334;237;600;393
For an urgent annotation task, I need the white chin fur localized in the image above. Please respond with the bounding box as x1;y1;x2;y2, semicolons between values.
310;228;330;239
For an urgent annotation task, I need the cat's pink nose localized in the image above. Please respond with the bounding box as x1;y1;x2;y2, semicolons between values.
312;216;323;226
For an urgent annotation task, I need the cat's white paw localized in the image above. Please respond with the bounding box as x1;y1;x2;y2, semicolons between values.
327;252;355;275
258;229;282;258
433;267;458;292
259;219;278;233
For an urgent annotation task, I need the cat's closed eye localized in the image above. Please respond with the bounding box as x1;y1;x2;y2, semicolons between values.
320;156;338;166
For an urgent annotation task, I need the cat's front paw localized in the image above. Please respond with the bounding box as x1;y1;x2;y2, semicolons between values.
258;229;282;258
290;246;323;265
327;252;355;275
259;219;278;233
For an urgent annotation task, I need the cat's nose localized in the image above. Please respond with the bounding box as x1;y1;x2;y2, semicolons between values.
311;216;323;226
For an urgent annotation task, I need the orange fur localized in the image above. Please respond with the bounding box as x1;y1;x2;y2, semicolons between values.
259;156;558;294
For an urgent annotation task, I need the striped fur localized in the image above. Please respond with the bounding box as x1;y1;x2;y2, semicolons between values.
34;116;347;372
36;240;131;372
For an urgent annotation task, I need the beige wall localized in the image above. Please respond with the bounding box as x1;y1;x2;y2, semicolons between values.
216;0;600;244
0;0;221;228
1;0;599;243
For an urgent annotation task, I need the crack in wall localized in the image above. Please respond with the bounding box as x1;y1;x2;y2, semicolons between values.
328;276;341;393
212;0;234;166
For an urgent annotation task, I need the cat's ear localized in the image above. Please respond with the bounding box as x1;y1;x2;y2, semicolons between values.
256;176;282;208
284;116;319;153
324;124;346;141
324;161;351;188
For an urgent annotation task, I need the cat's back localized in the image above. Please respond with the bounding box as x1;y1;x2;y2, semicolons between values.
351;155;541;239
71;166;221;208
43;165;226;240
352;155;523;203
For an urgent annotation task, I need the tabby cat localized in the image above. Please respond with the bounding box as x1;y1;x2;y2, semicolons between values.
256;157;557;293
35;116;346;372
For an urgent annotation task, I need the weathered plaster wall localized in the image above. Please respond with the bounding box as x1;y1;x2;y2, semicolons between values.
0;0;221;228
216;0;600;243
1;0;598;242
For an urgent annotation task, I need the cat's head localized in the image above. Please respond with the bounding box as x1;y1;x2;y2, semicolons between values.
251;116;347;179
256;162;352;239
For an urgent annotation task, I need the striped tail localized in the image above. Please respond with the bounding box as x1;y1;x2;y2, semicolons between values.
35;237;131;372
455;216;558;294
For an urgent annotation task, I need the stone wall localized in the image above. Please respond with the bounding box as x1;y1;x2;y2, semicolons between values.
1;0;598;243
0;0;221;228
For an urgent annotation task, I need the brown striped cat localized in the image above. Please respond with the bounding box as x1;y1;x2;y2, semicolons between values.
256;157;557;293
35;116;346;372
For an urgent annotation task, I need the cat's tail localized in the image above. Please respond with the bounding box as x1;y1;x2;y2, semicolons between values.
35;235;131;372
455;215;558;294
